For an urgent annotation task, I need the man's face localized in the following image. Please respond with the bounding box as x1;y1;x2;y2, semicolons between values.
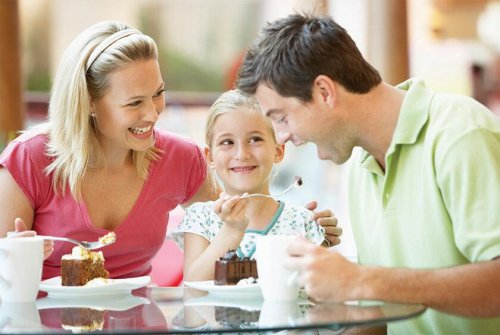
255;83;354;164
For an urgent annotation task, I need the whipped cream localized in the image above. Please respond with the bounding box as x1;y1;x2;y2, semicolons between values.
84;277;111;287
98;232;116;245
61;246;104;262
236;277;258;286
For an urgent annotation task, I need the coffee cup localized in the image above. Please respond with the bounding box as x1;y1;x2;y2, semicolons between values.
0;236;44;302
258;299;301;326
255;235;299;301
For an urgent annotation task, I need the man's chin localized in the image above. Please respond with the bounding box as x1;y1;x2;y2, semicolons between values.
317;148;351;164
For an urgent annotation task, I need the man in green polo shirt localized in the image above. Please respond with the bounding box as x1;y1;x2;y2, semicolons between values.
237;13;500;334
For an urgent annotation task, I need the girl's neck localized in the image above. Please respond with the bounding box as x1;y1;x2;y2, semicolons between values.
245;197;280;231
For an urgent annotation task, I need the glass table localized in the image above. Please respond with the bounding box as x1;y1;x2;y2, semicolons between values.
0;286;426;334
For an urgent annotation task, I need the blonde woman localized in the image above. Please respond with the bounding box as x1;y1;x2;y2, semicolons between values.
0;21;217;279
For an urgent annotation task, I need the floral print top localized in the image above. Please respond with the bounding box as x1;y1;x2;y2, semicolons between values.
169;201;325;259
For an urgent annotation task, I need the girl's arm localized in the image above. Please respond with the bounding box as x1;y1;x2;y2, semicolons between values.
183;194;249;281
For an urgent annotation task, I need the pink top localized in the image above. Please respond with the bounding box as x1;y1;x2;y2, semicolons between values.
0;130;207;280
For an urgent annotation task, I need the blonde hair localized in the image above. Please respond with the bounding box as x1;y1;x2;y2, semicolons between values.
44;21;160;199
205;89;277;148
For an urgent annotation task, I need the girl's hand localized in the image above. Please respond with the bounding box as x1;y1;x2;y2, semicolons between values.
304;201;342;246
213;192;250;232
12;217;54;260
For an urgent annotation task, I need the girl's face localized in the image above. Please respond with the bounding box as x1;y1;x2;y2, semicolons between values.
91;59;165;155
206;108;284;196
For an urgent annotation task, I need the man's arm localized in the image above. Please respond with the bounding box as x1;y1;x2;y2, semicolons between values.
286;238;500;318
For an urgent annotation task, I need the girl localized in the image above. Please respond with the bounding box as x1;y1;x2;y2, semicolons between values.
170;90;326;281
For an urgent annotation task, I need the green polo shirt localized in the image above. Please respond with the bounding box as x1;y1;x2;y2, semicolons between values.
348;78;500;334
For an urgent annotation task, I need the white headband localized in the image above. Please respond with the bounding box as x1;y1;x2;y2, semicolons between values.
86;29;140;71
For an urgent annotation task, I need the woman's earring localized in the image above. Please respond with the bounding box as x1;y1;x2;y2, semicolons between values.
90;113;96;118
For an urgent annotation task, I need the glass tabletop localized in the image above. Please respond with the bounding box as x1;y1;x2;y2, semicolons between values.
0;287;426;334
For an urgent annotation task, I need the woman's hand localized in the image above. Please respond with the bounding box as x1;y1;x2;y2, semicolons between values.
213;192;250;232
12;217;54;260
304;201;342;246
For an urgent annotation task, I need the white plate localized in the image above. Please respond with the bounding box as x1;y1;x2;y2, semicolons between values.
39;276;151;298
37;294;150;311
184;280;261;297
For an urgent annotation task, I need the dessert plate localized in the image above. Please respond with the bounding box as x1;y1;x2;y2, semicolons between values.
184;280;261;297
36;294;150;311
39;276;151;298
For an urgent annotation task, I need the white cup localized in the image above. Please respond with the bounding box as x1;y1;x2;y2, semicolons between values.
255;235;299;301
258;300;301;327
0;237;44;302
0;302;42;331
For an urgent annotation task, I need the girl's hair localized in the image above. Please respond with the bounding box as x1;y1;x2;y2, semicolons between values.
205;89;277;148
44;21;160;199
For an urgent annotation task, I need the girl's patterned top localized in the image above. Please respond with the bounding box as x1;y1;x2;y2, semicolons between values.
169;201;325;259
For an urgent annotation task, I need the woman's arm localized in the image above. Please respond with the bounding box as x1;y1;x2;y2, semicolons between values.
0;168;34;236
181;170;221;209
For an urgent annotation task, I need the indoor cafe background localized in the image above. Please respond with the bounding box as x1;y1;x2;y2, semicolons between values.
1;0;500;264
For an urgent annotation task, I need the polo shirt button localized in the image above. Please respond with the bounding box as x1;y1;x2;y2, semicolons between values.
385;193;389;199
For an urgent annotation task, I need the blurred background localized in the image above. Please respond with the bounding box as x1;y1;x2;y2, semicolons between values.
1;0;500;262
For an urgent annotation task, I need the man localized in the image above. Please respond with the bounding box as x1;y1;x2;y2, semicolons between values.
237;13;500;334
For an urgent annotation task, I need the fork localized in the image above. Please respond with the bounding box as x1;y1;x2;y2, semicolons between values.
241;176;303;199
36;234;116;250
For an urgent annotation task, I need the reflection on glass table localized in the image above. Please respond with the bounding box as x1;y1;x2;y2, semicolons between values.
0;287;426;334
170;288;426;334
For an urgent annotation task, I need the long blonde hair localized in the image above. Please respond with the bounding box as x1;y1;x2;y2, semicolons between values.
44;21;160;199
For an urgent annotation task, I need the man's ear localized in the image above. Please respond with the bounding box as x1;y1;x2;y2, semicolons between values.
204;146;215;169
313;75;336;108
274;143;285;163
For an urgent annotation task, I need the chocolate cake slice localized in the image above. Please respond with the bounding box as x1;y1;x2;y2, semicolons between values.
214;250;258;285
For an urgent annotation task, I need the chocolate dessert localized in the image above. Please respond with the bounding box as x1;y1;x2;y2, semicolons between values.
214;250;258;285
61;246;109;286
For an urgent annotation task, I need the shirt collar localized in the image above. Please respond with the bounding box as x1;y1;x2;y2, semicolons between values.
359;78;433;174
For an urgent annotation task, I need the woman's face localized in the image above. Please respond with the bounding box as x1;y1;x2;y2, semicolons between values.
207;109;284;196
91;59;165;154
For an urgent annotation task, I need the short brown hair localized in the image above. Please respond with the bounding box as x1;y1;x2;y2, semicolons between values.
237;13;381;101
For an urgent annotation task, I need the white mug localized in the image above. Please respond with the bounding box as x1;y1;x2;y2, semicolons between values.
258;300;301;327
0;302;42;331
255;235;300;301
0;237;44;302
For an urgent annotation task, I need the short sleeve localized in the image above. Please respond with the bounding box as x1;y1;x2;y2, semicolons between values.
182;145;207;204
437;128;500;261
167;202;215;252
273;205;325;245
0;137;48;208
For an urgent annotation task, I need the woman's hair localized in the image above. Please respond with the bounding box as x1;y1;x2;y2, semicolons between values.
237;13;382;101
44;21;159;199
205;89;277;148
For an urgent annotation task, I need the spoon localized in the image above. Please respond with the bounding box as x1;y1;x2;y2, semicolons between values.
241;176;303;199
7;232;117;250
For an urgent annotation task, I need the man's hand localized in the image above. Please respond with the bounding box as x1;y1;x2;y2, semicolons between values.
304;200;342;246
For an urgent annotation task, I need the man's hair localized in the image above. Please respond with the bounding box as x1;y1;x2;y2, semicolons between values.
44;21;159;199
237;13;382;101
